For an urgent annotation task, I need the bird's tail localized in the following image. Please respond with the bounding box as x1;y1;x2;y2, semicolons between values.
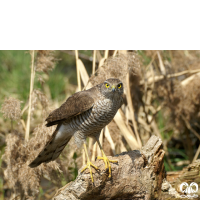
29;124;72;168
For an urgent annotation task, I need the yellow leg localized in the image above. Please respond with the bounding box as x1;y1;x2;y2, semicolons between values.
81;143;99;183
96;140;118;178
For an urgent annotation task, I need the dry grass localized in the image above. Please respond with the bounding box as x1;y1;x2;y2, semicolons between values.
2;124;62;199
1;97;22;121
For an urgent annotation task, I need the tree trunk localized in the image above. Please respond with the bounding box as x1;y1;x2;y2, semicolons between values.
53;135;165;200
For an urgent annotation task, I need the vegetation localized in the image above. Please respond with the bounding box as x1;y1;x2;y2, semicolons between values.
0;50;200;199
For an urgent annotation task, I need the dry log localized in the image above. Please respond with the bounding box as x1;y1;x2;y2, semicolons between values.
53;135;165;200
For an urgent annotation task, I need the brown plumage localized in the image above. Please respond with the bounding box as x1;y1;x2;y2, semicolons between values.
45;86;97;127
29;78;124;180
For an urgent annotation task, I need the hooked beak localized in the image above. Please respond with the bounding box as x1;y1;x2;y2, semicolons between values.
112;86;116;92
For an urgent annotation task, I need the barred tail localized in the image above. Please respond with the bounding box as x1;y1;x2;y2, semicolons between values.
29;124;72;168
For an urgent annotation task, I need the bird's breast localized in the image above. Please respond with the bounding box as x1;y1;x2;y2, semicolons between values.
69;97;121;135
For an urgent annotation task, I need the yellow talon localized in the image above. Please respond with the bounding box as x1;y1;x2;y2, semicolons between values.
96;153;118;178
96;139;118;178
82;143;99;183
81;161;99;182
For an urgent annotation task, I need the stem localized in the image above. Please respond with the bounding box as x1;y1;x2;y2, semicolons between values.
25;50;35;141
92;50;96;74
75;50;81;91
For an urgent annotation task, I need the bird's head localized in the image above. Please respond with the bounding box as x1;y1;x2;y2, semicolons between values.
100;78;124;98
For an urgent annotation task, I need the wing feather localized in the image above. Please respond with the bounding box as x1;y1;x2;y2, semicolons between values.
46;87;99;127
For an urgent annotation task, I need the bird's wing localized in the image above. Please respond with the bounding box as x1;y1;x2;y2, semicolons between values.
46;87;98;127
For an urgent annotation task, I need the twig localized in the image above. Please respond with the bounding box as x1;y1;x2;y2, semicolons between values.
25;50;35;141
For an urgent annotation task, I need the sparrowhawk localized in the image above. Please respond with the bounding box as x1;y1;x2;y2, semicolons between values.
29;78;124;182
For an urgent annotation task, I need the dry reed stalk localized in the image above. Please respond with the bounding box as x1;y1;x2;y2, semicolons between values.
91;142;97;161
138;117;151;133
140;68;200;85
114;109;140;149
157;51;166;75
75;50;81;91
96;50;103;62
126;73;142;148
181;72;200;86
77;58;93;90
92;50;96;74
98;57;106;68
105;126;115;155
21;101;29;115
104;50;109;59
118;50;127;54
113;50;118;57
25;50;35;141
96;50;109;69
119;140;127;152
20;119;26;132
82;148;86;165
77;59;89;87
88;137;95;159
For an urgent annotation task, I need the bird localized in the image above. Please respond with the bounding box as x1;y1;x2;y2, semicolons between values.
29;78;124;182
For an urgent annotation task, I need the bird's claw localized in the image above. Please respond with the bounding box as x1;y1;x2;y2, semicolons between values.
96;155;118;178
81;162;99;183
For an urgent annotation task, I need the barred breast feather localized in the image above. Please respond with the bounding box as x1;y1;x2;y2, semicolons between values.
68;97;121;138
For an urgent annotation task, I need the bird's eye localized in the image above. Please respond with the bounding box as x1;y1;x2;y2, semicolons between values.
105;83;110;88
118;84;122;89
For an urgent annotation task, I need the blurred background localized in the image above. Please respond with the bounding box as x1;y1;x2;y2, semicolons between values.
0;50;200;199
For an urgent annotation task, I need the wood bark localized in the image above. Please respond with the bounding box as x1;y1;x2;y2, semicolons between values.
53;135;200;200
53;135;165;200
